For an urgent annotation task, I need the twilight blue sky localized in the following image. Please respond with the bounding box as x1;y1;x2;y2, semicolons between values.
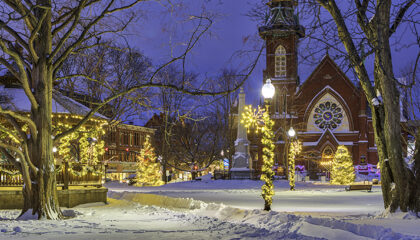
124;0;419;112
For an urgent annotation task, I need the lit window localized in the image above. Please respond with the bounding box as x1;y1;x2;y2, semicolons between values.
275;45;286;77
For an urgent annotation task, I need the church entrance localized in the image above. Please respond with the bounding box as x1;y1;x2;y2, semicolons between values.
319;146;334;179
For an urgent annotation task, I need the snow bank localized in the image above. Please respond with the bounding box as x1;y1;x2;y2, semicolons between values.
108;191;420;239
108;191;205;210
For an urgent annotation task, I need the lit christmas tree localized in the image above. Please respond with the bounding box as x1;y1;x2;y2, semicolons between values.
330;145;355;185
135;135;164;187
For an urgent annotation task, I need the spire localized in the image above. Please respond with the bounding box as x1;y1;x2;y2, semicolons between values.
237;87;247;140
259;0;304;39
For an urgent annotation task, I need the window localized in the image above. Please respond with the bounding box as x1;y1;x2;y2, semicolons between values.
134;133;140;146
322;146;334;158
108;127;116;143
121;132;130;145
321;146;334;169
313;101;343;130
275;45;287;77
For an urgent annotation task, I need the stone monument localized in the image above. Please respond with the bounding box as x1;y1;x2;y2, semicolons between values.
230;88;253;179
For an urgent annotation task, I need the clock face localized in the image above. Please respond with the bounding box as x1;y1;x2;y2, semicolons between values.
313;101;343;130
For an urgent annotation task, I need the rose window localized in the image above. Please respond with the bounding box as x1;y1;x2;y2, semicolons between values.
313;101;343;130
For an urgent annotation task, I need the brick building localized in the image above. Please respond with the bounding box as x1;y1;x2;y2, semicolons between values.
103;123;156;182
251;0;378;177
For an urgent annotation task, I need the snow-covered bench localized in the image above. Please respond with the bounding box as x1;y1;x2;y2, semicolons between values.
345;184;372;192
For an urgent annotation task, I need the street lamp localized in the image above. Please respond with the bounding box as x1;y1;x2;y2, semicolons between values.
287;127;296;138
262;78;275;99
287;126;302;191
241;81;276;211
261;78;275;211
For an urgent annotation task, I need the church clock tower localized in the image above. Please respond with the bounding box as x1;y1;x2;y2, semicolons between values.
259;0;304;114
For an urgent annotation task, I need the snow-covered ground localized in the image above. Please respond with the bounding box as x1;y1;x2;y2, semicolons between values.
0;177;419;239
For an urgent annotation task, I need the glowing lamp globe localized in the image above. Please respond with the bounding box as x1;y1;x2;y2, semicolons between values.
288;127;296;137
262;79;275;99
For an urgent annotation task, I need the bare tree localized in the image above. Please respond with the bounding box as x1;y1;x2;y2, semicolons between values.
150;65;195;183
169;114;223;180
0;1;260;219
312;0;419;213
249;0;419;213
211;69;241;169
57;44;153;122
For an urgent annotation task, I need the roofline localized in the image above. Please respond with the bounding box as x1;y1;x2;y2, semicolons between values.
296;54;360;97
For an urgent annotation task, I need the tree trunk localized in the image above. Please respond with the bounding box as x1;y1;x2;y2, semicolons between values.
28;60;63;219
373;0;418;212
414;129;420;211
24;5;63;218
318;0;419;214
264;201;271;211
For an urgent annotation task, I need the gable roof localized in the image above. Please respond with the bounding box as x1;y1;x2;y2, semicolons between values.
296;54;360;97
302;129;354;147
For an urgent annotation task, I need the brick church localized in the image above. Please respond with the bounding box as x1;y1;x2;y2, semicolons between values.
250;0;378;177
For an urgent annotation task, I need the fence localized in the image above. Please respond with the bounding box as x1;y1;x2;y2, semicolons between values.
0;163;103;188
0;164;23;186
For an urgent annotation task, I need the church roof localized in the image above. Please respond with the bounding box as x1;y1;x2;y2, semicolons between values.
296;54;360;97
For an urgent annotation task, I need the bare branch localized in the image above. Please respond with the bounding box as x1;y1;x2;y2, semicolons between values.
0;19;30;53
389;0;416;36
316;0;376;101
49;0;87;61
28;8;49;63
0;39;38;109
0;106;37;140
3;0;36;30
52;0;142;70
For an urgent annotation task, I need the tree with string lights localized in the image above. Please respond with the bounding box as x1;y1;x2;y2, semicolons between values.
288;139;302;191
135;136;164;187
242;105;275;211
330;146;355;185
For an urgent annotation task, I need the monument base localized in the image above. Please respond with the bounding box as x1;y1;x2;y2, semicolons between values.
229;168;253;179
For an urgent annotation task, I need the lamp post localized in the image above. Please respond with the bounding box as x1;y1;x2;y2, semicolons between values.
287;126;301;191
261;78;275;211
241;79;276;211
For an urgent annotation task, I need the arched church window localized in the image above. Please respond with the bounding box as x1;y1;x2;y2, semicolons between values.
321;146;334;169
322;146;334;158
313;101;343;130
275;45;286;77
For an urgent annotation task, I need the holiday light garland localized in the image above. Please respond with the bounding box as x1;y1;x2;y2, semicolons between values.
67;164;103;177
288;140;302;191
242;105;275;211
54;121;105;167
0;114;107;180
0;166;21;176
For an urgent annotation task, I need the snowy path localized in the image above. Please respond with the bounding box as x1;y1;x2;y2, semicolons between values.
0;179;419;239
106;179;384;215
0;199;327;240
